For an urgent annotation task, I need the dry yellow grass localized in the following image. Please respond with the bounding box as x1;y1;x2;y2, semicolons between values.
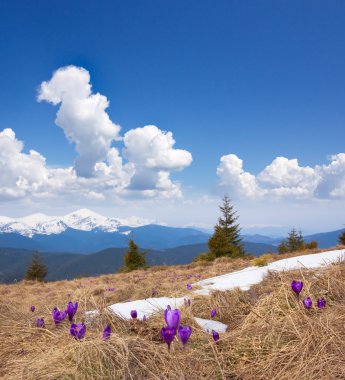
1;247;345;379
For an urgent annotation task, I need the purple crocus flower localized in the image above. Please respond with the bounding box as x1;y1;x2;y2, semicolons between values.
30;306;35;312
291;280;303;295
303;297;313;309
66;301;78;322
70;322;86;340
178;325;192;346
102;324;111;340
211;308;216;318
186;283;192;290
143;315;147;322
164;307;181;330
130;310;137;319
188;299;191;306
161;327;175;351
36;318;45;328
212;330;220;342
52;307;67;325
317;297;326;309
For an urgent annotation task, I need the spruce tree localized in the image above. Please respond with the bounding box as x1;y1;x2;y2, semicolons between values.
124;239;146;271
208;196;245;258
25;252;48;281
287;228;304;252
339;230;345;246
278;228;304;254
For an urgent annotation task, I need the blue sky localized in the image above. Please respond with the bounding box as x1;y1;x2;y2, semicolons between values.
0;1;345;233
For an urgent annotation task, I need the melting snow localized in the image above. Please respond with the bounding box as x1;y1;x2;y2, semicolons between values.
194;317;228;333
107;297;185;320
88;248;345;333
193;248;345;295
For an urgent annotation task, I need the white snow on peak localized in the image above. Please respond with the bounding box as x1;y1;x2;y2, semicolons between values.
19;213;56;226
63;209;121;232
0;208;158;236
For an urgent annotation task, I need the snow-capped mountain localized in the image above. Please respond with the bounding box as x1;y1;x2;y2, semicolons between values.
0;209;157;237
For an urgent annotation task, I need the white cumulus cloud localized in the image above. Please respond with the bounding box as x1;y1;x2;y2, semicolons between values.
0;128;48;199
38;66;121;177
257;157;320;197
217;154;264;198
0;67;193;205
122;125;192;197
216;153;345;200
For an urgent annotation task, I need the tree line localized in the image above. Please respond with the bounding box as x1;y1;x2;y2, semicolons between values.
24;198;345;281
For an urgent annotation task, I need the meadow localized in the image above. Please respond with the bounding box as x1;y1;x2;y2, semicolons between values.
1;247;345;379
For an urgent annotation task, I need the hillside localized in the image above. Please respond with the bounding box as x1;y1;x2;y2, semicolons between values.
0;246;344;379
0;241;277;283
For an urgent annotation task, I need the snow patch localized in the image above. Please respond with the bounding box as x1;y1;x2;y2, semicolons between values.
107;297;185;320
194;249;345;295
194;317;228;333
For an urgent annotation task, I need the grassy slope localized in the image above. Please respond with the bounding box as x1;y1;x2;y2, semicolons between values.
0;246;344;379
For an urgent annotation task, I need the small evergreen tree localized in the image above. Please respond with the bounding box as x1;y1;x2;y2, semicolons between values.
278;241;289;254
123;239;146;271
207;196;245;259
278;228;304;254
339;230;345;246
25;252;48;281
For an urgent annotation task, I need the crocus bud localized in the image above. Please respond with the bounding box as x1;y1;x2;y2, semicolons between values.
30;306;35;312
164;307;181;330
186;283;192;290
317;297;326;309
102;324;111;340
178;325;192;346
212;330;220;342
303;297;313;309
52;307;67;325
66;301;78;322
36;318;45;328
291;280;303;295
211;308;216;318
161;327;175;351
130;310;137;319
70;322;86;340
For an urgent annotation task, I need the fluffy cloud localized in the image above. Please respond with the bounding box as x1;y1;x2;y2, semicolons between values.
258;157;320;197
217;154;263;198
0;129;48;199
122;125;192;196
0;67;193;204
216;153;345;200
315;154;345;198
0;129;132;202
38;66;121;177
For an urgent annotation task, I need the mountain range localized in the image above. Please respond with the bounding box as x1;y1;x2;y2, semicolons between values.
0;209;210;252
0;209;343;253
0;209;343;283
0;241;277;283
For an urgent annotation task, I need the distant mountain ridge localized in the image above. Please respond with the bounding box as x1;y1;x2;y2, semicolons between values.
0;209;157;237
0;209;343;253
0;241;277;283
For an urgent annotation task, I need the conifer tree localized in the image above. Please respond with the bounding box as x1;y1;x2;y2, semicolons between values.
25;252;48;281
339;230;345;246
208;196;245;258
124;239;146;271
278;228;304;254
